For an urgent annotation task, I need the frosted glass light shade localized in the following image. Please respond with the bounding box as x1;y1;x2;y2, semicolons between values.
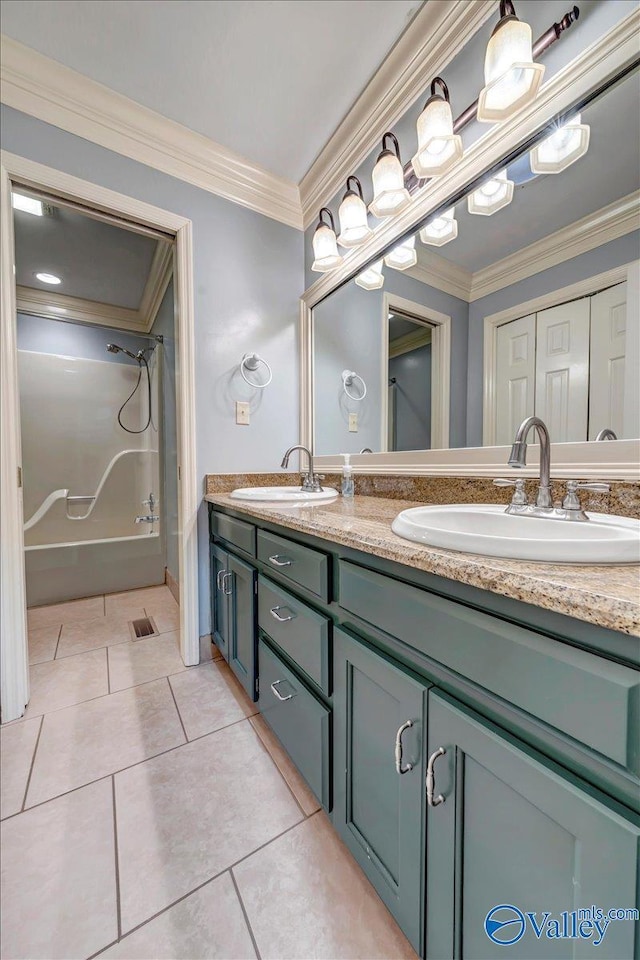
412;98;463;178
338;192;372;248
311;223;343;273
370;152;410;219
419;208;458;246
530;115;591;173
477;16;544;122
468;169;514;215
384;235;417;271
355;260;384;290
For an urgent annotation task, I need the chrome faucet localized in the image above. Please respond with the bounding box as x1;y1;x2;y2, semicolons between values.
359;447;373;454
595;428;618;441
508;416;553;510
280;445;324;493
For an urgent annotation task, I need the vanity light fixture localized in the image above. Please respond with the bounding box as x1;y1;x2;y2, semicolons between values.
384;235;417;271
468;169;514;216
419;207;458;246
35;272;62;284
369;133;411;219
477;0;545;123
338;176;373;248
311;207;344;273
355;259;384;290
529;113;590;173
412;78;463;178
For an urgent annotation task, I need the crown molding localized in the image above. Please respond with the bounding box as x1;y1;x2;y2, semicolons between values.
0;35;303;230
389;325;432;359
469;191;640;302
139;240;174;329
299;0;498;229
405;248;472;301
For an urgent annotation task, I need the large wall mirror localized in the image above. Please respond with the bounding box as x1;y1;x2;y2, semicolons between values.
311;65;639;460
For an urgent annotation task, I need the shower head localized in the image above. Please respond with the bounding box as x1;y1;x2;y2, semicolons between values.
106;343;142;362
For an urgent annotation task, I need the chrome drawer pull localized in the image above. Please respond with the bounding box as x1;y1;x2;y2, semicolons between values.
426;746;446;806
394;719;414;774
268;554;293;567
270;679;295;702
222;572;233;596
269;605;296;623
216;569;227;590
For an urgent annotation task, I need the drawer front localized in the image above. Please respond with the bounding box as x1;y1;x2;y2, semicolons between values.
211;511;256;557
339;561;640;775
257;529;329;600
258;638;331;810
258;576;331;695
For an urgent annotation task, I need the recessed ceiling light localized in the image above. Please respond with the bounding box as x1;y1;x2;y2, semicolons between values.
12;193;44;216
35;272;62;285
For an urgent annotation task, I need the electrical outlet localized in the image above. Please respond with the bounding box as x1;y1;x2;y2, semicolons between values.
348;413;358;432
236;401;250;425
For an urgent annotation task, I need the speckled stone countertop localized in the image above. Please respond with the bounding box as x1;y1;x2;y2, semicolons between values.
205;490;640;637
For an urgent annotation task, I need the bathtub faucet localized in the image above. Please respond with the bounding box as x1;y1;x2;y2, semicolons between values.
135;515;160;524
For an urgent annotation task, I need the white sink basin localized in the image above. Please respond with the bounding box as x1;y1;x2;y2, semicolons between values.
230;485;339;503
392;504;640;564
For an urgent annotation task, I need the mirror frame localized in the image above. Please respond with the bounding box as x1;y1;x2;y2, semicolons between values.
299;9;640;479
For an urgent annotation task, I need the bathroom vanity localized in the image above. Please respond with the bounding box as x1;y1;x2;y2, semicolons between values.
207;492;640;960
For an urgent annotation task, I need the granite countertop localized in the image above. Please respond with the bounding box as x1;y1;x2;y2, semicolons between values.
205;492;640;637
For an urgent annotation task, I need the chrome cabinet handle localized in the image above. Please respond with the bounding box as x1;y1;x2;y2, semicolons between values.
222;572;233;596
216;569;227;590
394;719;414;775
426;746;446;806
270;679;295;702
269;605;296;623
268;554;293;567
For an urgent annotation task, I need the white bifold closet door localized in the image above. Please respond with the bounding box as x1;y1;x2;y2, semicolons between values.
588;282;627;439
534;297;590;442
495;313;536;445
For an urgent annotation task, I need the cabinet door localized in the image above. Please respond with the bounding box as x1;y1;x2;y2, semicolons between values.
211;543;230;661
334;628;428;955
228;554;258;700
426;690;639;960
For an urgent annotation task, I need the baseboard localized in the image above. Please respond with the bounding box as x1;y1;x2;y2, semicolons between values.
165;567;180;605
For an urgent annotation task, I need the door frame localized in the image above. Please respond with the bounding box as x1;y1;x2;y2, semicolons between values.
1;151;199;722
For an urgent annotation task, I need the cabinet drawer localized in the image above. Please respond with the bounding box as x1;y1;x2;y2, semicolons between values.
257;529;329;600
258;638;331;810
339;561;640;775
258;576;331;695
210;511;256;557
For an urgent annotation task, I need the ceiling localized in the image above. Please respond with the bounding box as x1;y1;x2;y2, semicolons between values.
415;67;640;275
13;197;161;308
1;0;421;183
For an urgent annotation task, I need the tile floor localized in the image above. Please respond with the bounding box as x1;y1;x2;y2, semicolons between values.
1;586;417;960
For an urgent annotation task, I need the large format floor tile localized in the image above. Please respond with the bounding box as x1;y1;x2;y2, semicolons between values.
115;720;302;933
26;679;185;807
145;598;180;634
108;633;186;692
250;713;321;817
56;612;144;659
0;778;117;960
97;872;257;960
169;660;255;740
108;585;174;612
0;717;41;819
24;647;108;719
234;813;418;960
28;624;60;664
27;595;104;630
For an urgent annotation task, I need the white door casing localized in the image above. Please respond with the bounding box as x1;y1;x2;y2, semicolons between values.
494;313;536;446
589;282;628;439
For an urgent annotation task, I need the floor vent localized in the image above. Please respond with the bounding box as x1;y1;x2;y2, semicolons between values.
129;617;159;641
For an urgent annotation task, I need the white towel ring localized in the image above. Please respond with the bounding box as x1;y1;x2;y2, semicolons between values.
240;353;273;388
342;369;367;401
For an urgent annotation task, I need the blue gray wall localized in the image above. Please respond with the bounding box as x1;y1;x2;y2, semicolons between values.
466;230;640;447
2;105;304;635
16;313;151;361
151;280;179;582
389;344;432;451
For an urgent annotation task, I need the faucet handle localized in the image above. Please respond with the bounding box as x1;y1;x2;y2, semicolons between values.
493;478;528;505
562;480;609;510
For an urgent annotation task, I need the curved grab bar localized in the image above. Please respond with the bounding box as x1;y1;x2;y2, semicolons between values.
23;489;69;531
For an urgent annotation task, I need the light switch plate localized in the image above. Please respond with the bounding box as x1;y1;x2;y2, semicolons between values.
348;413;358;432
236;401;250;425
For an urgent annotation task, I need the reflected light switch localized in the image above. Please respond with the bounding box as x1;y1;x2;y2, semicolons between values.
236;401;250;425
349;413;358;432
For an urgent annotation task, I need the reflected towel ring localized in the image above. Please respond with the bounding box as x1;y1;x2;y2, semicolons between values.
240;353;273;388
342;369;367;401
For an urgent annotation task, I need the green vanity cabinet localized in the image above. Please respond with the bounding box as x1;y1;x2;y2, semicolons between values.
211;542;258;700
425;690;640;960
333;627;429;955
